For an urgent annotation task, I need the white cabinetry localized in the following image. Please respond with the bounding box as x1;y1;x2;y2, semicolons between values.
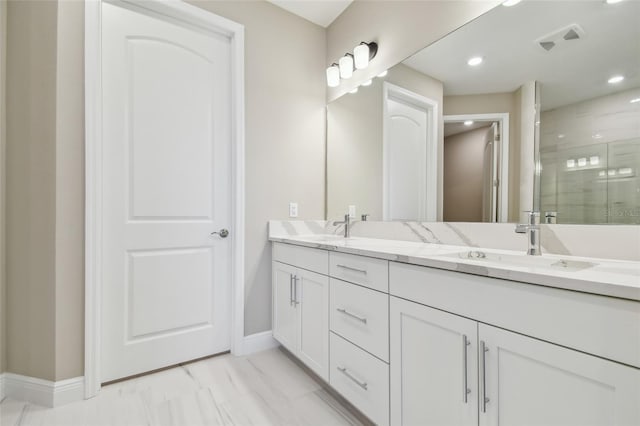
272;243;329;380
390;295;640;426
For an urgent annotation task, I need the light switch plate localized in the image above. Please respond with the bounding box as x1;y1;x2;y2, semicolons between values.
348;205;356;218
289;202;298;218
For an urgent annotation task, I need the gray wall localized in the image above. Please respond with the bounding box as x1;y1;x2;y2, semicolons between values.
0;0;6;375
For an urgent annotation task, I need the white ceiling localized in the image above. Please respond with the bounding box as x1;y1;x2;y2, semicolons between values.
403;0;640;110
266;0;353;28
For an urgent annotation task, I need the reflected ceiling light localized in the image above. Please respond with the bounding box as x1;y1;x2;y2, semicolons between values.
502;0;521;6
557;134;566;139
349;87;359;94
377;70;388;78
619;167;632;174
578;158;587;167
606;0;625;4
599;170;606;177
339;54;354;79
354;42;378;70
566;159;576;168
630;98;640;103
608;75;624;84
590;156;600;165
464;120;474;126
467;56;483;66
326;64;340;88
608;169;617;176
362;79;373;87
592;133;603;139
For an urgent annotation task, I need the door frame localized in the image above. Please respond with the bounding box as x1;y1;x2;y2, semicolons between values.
84;0;245;398
382;82;439;221
444;113;510;223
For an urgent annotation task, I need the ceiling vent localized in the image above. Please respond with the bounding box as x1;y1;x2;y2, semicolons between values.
535;24;585;52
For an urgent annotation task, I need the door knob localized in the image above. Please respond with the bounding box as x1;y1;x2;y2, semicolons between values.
211;229;229;238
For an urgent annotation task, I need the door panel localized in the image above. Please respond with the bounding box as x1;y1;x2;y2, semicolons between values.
101;2;232;382
390;297;479;426
297;270;329;380
272;262;297;353
479;324;640;426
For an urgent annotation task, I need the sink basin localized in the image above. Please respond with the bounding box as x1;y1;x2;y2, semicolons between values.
438;250;597;272
292;234;345;243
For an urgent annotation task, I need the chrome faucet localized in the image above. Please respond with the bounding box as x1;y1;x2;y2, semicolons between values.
515;211;541;256
333;214;351;238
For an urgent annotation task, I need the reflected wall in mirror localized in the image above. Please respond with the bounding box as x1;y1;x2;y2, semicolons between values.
327;0;639;225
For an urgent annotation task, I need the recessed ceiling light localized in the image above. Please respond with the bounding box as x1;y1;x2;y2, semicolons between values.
377;70;388;78
349;87;359;94
467;56;483;66
502;0;521;6
557;134;566;139
362;79;373;87
606;0;625;4
592;133;603;139
464;120;474;126
608;75;624;84
630;98;640;103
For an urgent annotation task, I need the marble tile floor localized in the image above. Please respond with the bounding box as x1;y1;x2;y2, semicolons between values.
0;348;367;426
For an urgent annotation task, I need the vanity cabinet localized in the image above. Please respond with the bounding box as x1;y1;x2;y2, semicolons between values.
390;296;640;426
272;243;329;380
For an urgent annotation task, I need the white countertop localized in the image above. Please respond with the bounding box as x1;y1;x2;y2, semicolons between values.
269;234;640;302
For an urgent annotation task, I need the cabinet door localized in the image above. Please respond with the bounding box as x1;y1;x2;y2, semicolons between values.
390;297;479;426
272;261;297;353
479;324;640;426
297;268;329;380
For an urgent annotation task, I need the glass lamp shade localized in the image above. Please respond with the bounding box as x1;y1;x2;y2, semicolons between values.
354;43;370;69
339;55;354;79
326;65;340;87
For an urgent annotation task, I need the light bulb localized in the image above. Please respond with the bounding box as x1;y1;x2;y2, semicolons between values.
362;79;373;87
326;65;340;88
467;56;483;66
354;43;370;69
339;55;354;79
377;70;388;78
349;87;359;94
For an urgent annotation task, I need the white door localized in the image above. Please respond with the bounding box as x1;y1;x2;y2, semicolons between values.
385;97;428;221
272;262;297;353
101;2;232;382
296;269;329;380
390;297;479;426
479;324;640;426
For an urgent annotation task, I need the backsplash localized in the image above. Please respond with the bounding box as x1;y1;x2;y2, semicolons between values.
269;220;640;262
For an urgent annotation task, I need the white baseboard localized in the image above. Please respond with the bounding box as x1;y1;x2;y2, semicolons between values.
242;330;280;355
3;373;84;407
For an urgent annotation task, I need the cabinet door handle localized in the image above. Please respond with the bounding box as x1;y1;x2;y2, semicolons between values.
336;264;367;274
336;308;367;324
336;366;368;390
480;340;490;413
462;334;471;403
289;274;294;306
293;275;300;305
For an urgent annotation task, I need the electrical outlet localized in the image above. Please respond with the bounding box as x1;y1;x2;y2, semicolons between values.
289;202;298;218
348;205;356;219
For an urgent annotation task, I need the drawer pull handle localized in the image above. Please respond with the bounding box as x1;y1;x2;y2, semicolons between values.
337;366;368;390
480;340;490;413
336;264;368;274
462;334;471;403
336;308;367;324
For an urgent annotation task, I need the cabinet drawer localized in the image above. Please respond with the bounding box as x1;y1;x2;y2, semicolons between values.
329;252;388;292
330;332;389;426
330;279;389;362
273;242;328;275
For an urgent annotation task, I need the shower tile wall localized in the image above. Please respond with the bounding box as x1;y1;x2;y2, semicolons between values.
540;88;640;224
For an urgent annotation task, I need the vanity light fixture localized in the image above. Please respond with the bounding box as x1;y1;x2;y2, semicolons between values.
566;159;576;168
608;75;624;84
464;120;474;126
577;157;587;167
339;54;354;79
630;98;640;104
362;79;373;87
326;41;379;87
590;156;600;166
377;70;388;78
326;63;340;88
354;42;378;70
467;56;483;66
502;0;521;6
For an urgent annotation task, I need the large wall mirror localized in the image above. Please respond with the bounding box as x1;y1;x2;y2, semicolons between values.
326;0;639;225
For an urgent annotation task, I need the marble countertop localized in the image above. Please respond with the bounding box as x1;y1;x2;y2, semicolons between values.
269;234;640;302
